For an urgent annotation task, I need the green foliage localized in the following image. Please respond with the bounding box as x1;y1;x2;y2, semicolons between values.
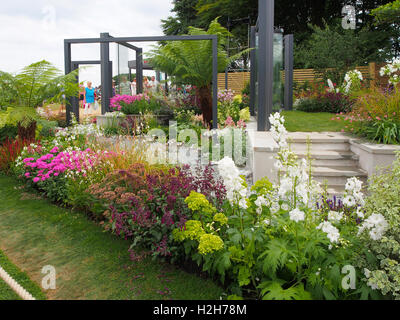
36;119;58;138
353;152;400;298
371;0;400;24
339;86;400;144
0;60;79;109
0;124;18;145
295;22;394;84
361;119;400;144
151;18;237;88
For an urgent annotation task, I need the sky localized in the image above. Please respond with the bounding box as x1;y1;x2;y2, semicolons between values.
0;0;174;86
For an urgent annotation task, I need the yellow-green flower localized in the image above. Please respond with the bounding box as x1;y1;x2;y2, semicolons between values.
213;213;228;225
234;95;242;103
185;191;216;216
173;220;205;242
251;177;273;195
239;107;250;122
198;234;224;255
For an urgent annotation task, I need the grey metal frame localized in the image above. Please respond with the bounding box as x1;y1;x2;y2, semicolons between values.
284;34;294;110
64;34;219;129
249;0;294;130
257;0;274;131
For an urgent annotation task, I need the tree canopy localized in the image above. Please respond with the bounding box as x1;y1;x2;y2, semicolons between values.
161;0;398;68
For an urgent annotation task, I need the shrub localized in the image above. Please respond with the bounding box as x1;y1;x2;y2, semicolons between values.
352;152;400;298
0;124;18;145
335;86;400;144
88;163;226;261
295;91;354;114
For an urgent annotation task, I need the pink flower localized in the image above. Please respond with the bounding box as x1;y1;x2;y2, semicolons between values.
25;172;30;178
33;177;40;183
376;116;381;121
50;147;59;154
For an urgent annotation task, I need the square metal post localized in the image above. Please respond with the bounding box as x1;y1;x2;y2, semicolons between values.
249;26;257;116
136;49;143;94
212;37;218;129
64;41;73;125
71;63;80;123
100;33;111;114
257;0;274;131
284;34;294;110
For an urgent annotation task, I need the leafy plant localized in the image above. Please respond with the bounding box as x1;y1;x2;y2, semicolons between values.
0;60;79;139
150;18;249;126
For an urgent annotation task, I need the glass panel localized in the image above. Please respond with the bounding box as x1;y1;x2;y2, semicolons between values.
273;32;284;112
255;33;259;117
115;44;132;96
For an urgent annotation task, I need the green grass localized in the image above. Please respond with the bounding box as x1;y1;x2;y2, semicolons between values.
0;250;46;300
281;111;344;132
0;174;223;300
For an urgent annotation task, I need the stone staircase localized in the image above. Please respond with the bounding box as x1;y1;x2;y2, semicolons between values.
287;132;368;197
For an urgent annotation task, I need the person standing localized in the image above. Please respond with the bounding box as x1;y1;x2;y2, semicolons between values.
149;76;159;93
131;78;137;95
84;81;95;115
79;84;85;109
119;76;132;95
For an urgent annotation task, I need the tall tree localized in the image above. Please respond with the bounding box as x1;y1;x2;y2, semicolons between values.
151;19;246;126
161;0;396;65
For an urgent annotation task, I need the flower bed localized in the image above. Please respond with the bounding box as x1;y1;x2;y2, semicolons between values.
4;110;399;300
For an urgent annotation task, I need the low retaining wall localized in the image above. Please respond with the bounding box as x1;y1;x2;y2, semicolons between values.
349;139;400;177
247;130;279;184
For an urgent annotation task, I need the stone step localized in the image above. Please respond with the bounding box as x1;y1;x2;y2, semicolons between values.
295;150;359;167
290;142;350;152
326;185;347;198
287;132;351;152
311;165;368;186
286;132;351;143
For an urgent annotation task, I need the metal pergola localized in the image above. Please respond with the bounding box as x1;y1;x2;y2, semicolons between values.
64;33;219;128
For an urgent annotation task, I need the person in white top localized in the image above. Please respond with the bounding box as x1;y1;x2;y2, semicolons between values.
149;76;159;93
131;78;137;95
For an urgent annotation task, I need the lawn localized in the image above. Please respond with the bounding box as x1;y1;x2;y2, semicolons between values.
281;111;344;132
0;250;46;300
0;174;223;300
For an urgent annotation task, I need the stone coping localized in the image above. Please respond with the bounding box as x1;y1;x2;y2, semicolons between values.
349;138;400;155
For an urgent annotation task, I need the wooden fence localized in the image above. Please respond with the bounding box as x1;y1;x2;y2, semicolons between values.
218;72;250;94
218;62;390;93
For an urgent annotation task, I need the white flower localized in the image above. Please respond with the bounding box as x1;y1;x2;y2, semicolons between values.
317;221;340;243
289;208;305;222
281;203;289;211
363;268;371;278
356;207;365;218
358;213;388;241
263;219;270;226
343;195;356;207
328;211;343;223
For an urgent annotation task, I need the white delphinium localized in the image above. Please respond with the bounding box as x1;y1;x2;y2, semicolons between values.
328;211;343;223
255;195;270;214
217;156;248;209
357;213;388;241
379;59;400;87
317;221;340;243
343;177;365;207
327;79;335;92
343;69;363;93
289;208;305;222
